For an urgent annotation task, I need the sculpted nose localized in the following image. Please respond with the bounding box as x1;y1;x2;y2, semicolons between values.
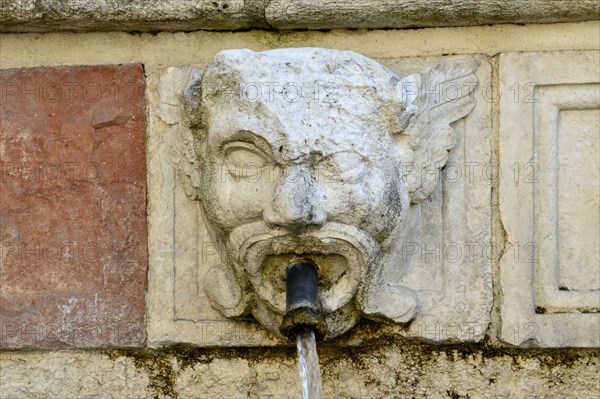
263;165;327;233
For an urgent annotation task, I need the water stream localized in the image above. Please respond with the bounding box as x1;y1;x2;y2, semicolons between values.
296;327;322;399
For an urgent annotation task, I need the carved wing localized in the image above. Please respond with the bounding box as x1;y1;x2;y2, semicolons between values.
156;67;203;200
395;59;480;203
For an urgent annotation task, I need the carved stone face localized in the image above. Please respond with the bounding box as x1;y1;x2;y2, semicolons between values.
183;48;479;339
202;82;408;335
203;90;407;243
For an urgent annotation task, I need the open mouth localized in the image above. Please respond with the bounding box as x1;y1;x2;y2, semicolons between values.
226;221;382;315
263;253;349;293
241;235;365;314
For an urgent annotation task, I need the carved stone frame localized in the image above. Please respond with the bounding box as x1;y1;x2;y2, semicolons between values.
498;50;600;348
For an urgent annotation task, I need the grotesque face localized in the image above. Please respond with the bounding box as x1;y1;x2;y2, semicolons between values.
203;88;407;244
183;48;477;339
192;48;411;338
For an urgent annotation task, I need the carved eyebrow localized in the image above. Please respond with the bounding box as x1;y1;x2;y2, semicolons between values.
220;130;276;159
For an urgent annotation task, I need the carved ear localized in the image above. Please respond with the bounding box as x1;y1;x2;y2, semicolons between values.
393;59;480;204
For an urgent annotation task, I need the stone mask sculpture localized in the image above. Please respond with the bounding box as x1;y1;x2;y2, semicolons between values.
180;48;479;340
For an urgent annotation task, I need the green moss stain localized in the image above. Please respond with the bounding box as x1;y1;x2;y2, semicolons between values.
104;348;177;398
103;344;297;398
102;334;599;397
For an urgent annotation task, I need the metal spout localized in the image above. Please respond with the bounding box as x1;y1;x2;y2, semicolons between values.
280;260;328;341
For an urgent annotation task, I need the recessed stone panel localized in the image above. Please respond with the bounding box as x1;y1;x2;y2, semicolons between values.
557;109;599;292
499;50;600;347
0;65;148;348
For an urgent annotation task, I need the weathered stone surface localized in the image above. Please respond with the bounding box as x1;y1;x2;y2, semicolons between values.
0;351;152;398
1;345;599;398
266;0;600;30
498;50;600;347
146;65;282;347
146;51;493;346
0;65;148;348
182;48;481;340
0;0;598;33
0;0;257;32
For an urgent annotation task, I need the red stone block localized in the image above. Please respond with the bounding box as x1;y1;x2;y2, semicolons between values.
0;65;147;348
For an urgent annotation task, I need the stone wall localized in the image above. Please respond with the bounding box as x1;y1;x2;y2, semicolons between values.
1;19;599;399
1;0;599;32
2;343;599;398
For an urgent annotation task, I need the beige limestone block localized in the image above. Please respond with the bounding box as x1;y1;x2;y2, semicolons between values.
145;52;493;346
498;50;600;347
1;0;598;32
1;345;599;398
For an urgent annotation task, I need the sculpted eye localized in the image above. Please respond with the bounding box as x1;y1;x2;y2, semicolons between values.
317;151;367;183
223;143;271;180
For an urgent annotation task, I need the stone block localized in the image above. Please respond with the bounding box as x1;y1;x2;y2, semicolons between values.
498;50;600;347
0;0;598;33
2;346;600;399
146;53;493;347
0;65;148;348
